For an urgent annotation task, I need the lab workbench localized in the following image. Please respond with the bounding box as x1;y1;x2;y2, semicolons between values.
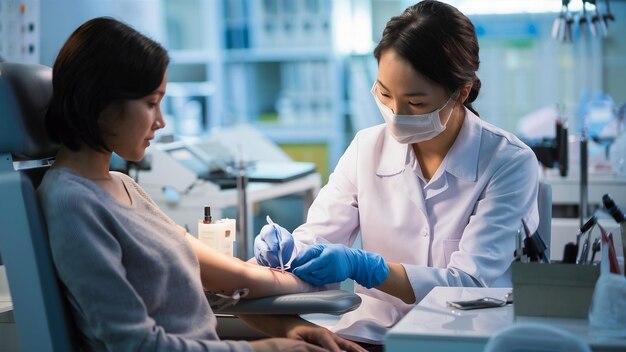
543;172;626;209
385;286;626;352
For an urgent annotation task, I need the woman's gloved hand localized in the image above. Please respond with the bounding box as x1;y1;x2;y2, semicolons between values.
290;243;389;288
253;216;295;270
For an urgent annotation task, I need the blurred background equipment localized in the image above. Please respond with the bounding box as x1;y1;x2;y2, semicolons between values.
552;0;617;42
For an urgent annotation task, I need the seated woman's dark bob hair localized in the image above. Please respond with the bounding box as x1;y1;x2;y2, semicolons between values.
45;17;169;152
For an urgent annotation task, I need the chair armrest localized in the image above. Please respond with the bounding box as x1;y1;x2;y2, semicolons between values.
207;290;361;315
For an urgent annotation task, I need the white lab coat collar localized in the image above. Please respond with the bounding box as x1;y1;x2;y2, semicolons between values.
376;106;481;182
446;107;481;182
375;128;409;176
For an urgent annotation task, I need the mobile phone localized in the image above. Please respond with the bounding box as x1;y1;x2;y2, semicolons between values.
446;297;507;310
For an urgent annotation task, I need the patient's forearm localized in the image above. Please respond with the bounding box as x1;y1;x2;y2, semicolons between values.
236;260;317;298
185;231;316;298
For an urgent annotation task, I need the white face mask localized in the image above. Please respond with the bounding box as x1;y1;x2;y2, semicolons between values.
371;83;455;144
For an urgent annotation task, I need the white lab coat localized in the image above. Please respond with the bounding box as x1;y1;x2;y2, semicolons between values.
293;108;539;343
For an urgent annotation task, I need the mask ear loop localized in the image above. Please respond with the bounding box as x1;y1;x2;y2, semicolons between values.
443;87;467;123
439;94;457;127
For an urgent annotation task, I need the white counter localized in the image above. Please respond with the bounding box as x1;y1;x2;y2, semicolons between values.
386;286;626;352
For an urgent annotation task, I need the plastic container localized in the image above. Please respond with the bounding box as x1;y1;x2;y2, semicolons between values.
511;262;600;319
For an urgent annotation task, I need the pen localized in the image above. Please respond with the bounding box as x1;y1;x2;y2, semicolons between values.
589;237;601;263
266;216;285;274
571;216;596;264
276;230;285;274
598;223;622;275
578;228;594;265
576;216;597;249
607;233;621;275
602;194;626;275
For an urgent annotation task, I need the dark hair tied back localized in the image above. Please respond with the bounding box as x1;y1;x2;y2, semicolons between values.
374;0;481;116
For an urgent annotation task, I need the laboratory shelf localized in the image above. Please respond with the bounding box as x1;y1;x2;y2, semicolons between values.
257;124;339;144
166;82;216;97
168;50;220;64
225;47;336;62
217;0;350;176
162;0;358;177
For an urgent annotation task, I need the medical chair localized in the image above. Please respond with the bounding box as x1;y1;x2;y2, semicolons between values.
0;62;360;350
0;62;77;351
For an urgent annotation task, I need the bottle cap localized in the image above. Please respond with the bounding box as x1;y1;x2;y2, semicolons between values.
204;206;212;223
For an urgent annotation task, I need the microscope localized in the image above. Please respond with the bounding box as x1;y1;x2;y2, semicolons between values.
525;118;569;177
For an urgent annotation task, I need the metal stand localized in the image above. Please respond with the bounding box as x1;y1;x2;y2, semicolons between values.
235;160;249;260
580;128;588;228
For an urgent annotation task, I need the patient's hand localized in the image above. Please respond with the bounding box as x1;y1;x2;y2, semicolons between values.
249;338;325;352
286;325;367;352
241;315;366;352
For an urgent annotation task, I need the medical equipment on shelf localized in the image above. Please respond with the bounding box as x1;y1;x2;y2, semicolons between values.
609;103;626;176
524;117;569;177
553;0;574;42
553;0;617;42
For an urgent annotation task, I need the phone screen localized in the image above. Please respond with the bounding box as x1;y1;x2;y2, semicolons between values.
446;297;507;310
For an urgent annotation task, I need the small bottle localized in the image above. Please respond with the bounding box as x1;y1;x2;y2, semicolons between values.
198;206;223;250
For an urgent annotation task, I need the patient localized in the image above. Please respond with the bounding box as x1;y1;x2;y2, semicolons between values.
37;17;364;352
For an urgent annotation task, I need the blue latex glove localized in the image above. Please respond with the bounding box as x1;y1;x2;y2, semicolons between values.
253;216;295;270
290;243;389;289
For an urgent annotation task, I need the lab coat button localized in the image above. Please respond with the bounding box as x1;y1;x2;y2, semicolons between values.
422;229;429;237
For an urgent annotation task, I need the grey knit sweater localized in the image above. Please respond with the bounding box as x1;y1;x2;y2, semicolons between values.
37;167;253;352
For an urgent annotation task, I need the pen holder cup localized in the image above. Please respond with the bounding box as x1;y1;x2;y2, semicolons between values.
512;262;600;319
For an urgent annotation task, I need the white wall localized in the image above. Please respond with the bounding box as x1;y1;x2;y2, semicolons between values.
40;0;164;66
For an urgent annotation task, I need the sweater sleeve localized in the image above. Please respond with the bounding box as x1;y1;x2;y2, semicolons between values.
44;186;252;352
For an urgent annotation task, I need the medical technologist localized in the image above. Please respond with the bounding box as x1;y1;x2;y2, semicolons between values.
254;0;540;345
